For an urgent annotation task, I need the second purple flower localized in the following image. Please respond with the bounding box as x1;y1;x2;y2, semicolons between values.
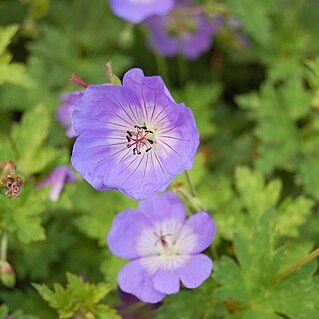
71;68;199;200
107;192;215;303
146;0;219;60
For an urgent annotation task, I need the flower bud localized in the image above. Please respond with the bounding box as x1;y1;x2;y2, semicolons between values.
0;261;16;288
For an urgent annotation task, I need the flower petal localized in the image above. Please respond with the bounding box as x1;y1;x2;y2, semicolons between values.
118;260;165;303
123;68;177;120
37;166;76;202
146;3;219;60
72;84;140;136
153;268;180;294
156;102;199;175
176;254;213;288
110;0;175;24
102;150;171;200
138;191;185;222
107;209;152;259
175;212;215;254
71;131;123;191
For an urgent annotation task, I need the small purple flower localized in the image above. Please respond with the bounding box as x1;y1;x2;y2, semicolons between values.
71;68;199;200
107;191;215;303
56;91;84;138
146;1;219;60
109;0;176;24
38;165;76;201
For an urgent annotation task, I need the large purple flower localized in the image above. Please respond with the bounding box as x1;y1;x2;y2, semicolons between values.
37;165;76;201
146;1;219;60
109;0;175;24
107;191;215;303
71;68;199;200
56;91;84;138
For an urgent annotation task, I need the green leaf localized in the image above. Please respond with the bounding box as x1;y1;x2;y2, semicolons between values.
0;25;33;87
174;82;221;138
0;305;9;319
1;288;52;319
93;305;121;319
276;196;314;237
215;211;319;319
73;181;135;245
237;82;302;174
156;280;226;319
1;187;47;243
100;251;127;289
198;176;246;243
235;166;282;218
0;24;18;56
34;273;117;319
11;104;57;174
226;0;276;46
295;153;319;200
0;136;15;161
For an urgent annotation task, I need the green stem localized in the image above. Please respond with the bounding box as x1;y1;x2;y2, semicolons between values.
139;24;170;85
175;188;206;212
154;52;170;86
184;170;196;197
1;233;8;262
178;54;188;86
275;248;319;283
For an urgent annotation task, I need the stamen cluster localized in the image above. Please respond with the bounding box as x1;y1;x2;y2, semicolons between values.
1;176;23;198
0;161;24;198
126;125;154;155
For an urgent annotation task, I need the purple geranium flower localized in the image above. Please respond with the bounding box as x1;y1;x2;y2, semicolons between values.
38;165;76;201
71;68;199;200
146;0;219;60
109;0;176;24
107;191;215;303
56;91;84;138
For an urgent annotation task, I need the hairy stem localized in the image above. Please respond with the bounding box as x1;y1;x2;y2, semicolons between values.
184;170;197;197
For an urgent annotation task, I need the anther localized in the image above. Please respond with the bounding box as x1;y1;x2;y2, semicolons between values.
126;124;155;155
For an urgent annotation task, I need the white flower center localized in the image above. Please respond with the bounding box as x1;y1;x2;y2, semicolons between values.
137;218;198;273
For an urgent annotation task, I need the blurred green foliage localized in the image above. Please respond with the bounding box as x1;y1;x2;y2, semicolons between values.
0;0;319;318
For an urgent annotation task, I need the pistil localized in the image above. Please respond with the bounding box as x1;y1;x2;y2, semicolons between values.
126;125;154;155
